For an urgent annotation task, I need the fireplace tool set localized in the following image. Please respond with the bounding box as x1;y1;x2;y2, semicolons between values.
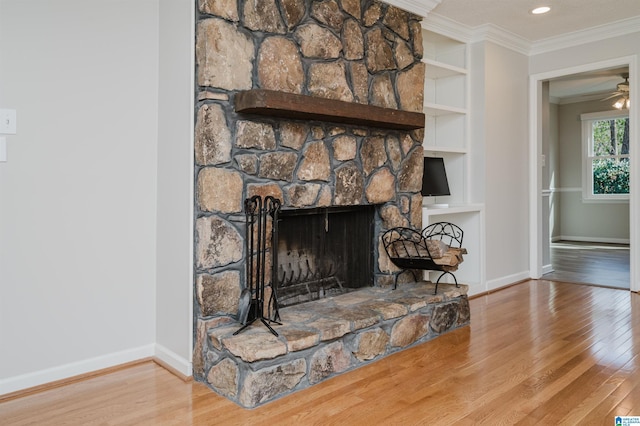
234;195;282;337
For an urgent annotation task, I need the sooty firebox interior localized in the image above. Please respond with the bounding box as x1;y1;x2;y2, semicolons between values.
276;205;375;307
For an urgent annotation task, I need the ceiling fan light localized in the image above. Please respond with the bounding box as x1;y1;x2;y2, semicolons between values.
626;98;631;109
614;97;627;110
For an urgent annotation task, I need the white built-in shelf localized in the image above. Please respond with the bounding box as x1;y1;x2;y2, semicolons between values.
422;203;484;217
423;145;467;154
423;103;467;116
422;58;467;79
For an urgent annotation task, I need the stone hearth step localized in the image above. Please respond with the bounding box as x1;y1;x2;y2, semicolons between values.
204;281;469;408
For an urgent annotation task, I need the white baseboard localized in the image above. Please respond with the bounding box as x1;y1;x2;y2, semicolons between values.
154;344;192;378
554;235;630;245
0;344;155;396
542;264;554;275
487;271;531;292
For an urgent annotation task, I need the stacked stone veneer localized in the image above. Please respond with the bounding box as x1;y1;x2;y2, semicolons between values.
193;0;439;407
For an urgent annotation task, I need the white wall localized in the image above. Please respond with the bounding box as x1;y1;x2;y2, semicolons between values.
470;41;530;289
155;0;194;375
0;0;160;394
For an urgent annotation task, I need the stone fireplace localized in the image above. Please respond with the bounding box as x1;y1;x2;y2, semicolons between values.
192;0;470;408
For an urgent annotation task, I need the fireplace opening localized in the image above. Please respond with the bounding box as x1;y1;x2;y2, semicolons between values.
276;205;375;307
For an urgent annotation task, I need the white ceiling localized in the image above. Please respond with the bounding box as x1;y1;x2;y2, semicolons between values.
430;0;640;42
428;0;640;102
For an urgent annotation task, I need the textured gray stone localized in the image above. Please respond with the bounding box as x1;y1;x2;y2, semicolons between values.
308;317;351;341
196;18;253;90
223;332;287;362
288;183;321;207
239;359;306;407
195;104;231;166
258;36;304;93
198;0;238;21
397;62;425;112
365;27;395;72
363;2;382;26
333;135;357;161
380;205;409;229
361;136;387;175
235;154;258;175
341;0;361;19
354;328;389;361
386;135;402;171
410;20;423;58
370;74;398;109
349;61;369;104
309;341;351;384
308;62;354;102
281;0;305;29
246;183;284;203
235;121;276;150
457;296;471;325
394;38;414;70
197;167;243;213
197;271;241;317
311;0;344;30
334;162;364;205
207;358;238;398
279;328;320;352
365;168;396;204
195;215;243;269
410;192;423;228
390;313;430;347
383;6;410;40
280;122;308;150
398;147;424;192
297;141;331;181
243;0;285;33
430;302;459;334
259;151;298;181
295;24;342;59
343;19;364;60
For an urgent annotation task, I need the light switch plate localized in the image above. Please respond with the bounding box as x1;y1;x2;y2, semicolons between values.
0;137;7;162
0;109;17;134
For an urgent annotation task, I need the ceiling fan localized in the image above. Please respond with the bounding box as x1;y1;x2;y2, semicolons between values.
602;73;630;109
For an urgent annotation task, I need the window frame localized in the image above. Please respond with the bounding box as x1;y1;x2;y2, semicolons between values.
581;110;630;203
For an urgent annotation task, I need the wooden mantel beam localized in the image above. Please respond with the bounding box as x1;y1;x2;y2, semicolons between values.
234;89;425;131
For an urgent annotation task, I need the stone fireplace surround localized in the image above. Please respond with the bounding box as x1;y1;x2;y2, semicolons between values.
193;0;470;408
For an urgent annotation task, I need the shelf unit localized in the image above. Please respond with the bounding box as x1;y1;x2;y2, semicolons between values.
421;26;485;295
421;28;469;206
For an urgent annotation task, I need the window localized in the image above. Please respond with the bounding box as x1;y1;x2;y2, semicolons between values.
581;110;630;201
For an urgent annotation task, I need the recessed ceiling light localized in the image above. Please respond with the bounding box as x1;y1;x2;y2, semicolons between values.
531;6;551;14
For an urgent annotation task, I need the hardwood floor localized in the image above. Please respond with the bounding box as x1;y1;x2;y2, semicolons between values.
1;280;639;425
543;241;630;289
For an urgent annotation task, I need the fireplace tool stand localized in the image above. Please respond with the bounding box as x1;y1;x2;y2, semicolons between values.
234;195;282;336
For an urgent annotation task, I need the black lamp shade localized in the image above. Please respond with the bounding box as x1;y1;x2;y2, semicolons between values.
421;157;451;197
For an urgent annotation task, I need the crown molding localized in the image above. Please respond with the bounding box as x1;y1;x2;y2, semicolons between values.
470;24;530;56
382;0;443;18
422;13;473;43
424;14;530;54
531;15;640;56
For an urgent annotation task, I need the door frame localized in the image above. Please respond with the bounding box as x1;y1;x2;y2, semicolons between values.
528;55;639;291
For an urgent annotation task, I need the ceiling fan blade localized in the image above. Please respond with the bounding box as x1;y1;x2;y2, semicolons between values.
601;92;623;100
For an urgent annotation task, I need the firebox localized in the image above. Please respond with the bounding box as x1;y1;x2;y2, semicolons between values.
275;205;375;307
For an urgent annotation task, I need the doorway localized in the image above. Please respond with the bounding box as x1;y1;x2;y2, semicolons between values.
529;56;639;292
